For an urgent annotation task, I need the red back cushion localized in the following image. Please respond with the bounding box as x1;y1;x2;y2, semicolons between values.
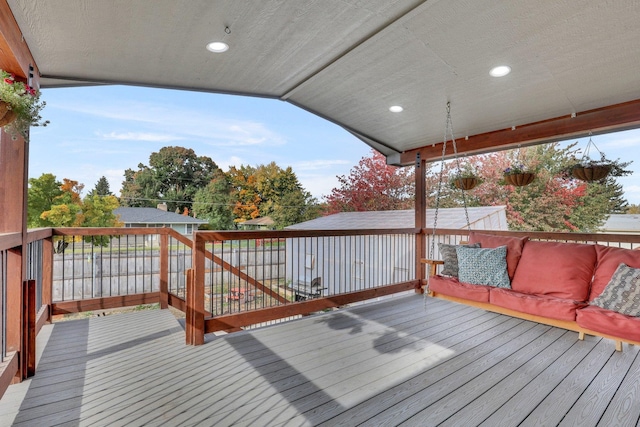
591;245;640;301
511;240;596;301
468;232;528;279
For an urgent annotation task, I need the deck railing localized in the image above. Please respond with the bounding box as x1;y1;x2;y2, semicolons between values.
425;228;640;275
6;225;640;393
185;229;419;344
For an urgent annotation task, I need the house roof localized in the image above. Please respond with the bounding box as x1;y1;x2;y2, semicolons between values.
114;207;207;225
602;214;640;233
241;217;275;226
6;1;640;165
287;206;508;231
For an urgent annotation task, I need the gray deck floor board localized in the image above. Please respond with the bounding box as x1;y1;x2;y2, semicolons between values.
0;294;638;426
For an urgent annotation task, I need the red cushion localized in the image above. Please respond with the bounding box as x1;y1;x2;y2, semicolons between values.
429;275;490;303
468;232;528;279
510;240;596;301
591;245;640;301
490;288;584;321
577;305;640;342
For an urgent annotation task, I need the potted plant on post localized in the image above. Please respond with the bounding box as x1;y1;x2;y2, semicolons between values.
503;163;536;187
450;163;481;191
0;69;48;140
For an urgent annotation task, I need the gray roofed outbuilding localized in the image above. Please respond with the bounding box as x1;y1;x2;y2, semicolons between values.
114;207;208;225
287;206;508;231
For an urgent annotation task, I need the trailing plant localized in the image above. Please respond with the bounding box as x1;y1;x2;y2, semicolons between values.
0;69;48;140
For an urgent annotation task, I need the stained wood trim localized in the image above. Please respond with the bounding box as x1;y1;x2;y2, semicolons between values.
400;98;640;165
35;304;49;335
159;234;168;309
194;228;419;242
204;281;417;333
415;156;427;290
168;293;186;313
425;228;640;245
53;227;166;236
0;352;18;400
51;293;161;315
26;228;53;244
0;232;22;251
22;280;35;378
0;0;38;77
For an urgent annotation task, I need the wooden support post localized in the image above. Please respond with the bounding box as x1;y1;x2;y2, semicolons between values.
186;234;205;345
21;280;36;378
159;233;168;309
415;153;427;293
42;236;53;322
7;249;22;383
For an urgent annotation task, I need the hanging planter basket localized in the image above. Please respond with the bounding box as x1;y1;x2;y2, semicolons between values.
452;177;479;191
0;101;17;127
571;164;611;182
504;172;535;187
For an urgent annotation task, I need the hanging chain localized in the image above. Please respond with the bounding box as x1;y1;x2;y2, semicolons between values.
446;104;472;233
581;131;605;163
429;104;449;259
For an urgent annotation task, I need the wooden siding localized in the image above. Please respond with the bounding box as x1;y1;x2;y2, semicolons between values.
0;295;638;426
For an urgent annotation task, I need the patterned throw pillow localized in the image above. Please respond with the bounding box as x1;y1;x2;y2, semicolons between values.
456;245;511;288
438;242;481;277
591;263;640;317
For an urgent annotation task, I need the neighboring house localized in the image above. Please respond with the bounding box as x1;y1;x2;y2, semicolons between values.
114;204;208;236
601;214;640;235
239;216;275;230
284;206;508;297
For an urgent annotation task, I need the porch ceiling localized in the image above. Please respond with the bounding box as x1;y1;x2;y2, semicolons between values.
6;1;640;164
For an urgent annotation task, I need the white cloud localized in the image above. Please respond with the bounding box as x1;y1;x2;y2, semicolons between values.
293;159;351;171
54;99;286;148
97;131;183;142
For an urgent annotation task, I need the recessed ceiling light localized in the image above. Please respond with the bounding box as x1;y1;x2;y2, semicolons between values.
389;105;404;113
490;65;511;77
206;41;229;53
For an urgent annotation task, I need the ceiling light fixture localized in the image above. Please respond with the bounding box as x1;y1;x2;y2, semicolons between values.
206;41;229;53
206;26;231;53
490;65;511;77
389;105;404;113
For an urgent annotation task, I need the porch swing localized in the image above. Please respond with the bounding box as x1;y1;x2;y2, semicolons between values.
423;102;473;292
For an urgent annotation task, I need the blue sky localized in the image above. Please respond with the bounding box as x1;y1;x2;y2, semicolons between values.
29;85;640;205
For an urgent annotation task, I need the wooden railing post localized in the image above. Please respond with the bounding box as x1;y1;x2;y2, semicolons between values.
159;233;168;309
21;280;36;378
186;234;205;345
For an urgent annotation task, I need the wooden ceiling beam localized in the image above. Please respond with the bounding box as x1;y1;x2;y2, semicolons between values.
399;99;640;165
0;0;38;80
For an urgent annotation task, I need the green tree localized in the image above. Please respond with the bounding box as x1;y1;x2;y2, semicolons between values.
28;173;63;228
91;176;112;196
120;146;220;213
193;169;235;230
29;175;122;248
228;162;320;228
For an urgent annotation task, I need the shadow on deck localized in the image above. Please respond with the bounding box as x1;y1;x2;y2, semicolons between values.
1;295;639;426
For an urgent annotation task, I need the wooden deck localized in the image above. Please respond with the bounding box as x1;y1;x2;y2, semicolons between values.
0;294;639;426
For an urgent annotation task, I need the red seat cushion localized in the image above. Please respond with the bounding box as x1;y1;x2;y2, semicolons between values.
490;287;585;321
577;305;640;342
591;245;640;301
468;232;527;279
510;240;596;301
429;275;490;303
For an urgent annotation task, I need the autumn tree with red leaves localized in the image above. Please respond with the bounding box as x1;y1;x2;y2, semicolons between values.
324;150;420;214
